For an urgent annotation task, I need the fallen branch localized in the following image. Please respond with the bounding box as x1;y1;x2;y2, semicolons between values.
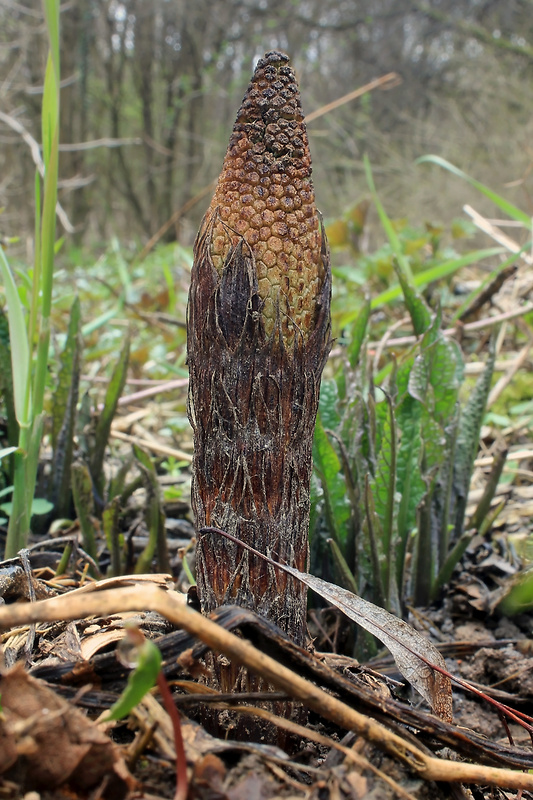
305;72;401;123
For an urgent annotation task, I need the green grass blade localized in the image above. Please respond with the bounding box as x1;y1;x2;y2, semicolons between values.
371;394;399;611
25;413;45;512
313;415;351;549
363;474;386;608
41;52;59;167
364;154;414;281
395;395;425;588
0;310;19;452
452;343;496;541
0;447;17;461
28;170;42;371
103;496;122;576
328;537;359;595
89;334;130;498
417;156;532;228
133;444;170;574
42;0;60;84
39;127;58;321
71;460;99;570
469;446;507;532
4;414;43;557
32;44;59;421
50;298;82;516
434;530;477;593
3;0;60;558
370;247;504;311
0;249;30;427
413;493;435;606
52;297;82;451
347;297;370;369
393;259;432;335
81;306;123;337
5;451;30;556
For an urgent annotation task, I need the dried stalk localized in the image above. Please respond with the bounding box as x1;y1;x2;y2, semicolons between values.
187;51;331;651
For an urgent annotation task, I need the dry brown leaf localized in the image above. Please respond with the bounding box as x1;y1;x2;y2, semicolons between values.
206;529;454;723
80;611;149;660
192;753;227;797
281;567;453;722
65;572;177;596
0;663;133;797
81;626;131;660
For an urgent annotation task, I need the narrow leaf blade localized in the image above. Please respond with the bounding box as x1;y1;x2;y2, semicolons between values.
364;155;414;281
0;249;30;426
281;565;452;722
417;156;532;227
313;415;351;548
394;260;432;336
347;297;370;369
371;247;505;310
89;334;130;495
104;637;162;721
207;527;453;722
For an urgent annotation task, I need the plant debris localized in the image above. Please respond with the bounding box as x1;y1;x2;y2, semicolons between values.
0;580;532;799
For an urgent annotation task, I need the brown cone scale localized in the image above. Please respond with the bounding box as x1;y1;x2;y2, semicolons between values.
187;51;331;662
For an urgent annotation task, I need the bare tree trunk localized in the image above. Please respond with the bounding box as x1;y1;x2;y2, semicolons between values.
187;52;331;663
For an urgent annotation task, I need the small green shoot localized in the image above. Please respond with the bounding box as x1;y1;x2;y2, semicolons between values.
101;625;188;800
88;334;130;500
103;628;162;722
71;460;99;574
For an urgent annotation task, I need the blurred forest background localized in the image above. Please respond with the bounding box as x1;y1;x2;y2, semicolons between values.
2;0;533;253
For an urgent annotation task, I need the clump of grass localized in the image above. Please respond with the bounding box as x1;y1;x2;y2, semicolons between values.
0;0;60;557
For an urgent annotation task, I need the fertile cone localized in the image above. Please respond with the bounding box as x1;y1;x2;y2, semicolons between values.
205;50;326;349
